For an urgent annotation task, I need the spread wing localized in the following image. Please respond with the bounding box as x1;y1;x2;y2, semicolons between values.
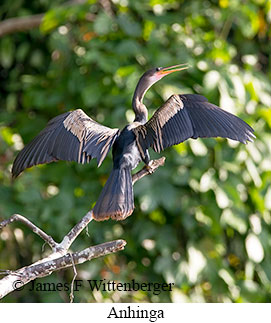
12;109;120;178
133;94;255;155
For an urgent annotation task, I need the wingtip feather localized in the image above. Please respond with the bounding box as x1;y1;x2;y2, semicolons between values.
93;207;134;221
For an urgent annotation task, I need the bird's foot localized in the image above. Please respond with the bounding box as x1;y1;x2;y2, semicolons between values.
145;160;155;174
132;157;165;185
145;157;166;174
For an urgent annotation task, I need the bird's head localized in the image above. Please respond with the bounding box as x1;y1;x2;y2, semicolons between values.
132;63;189;122
134;63;189;105
141;63;190;90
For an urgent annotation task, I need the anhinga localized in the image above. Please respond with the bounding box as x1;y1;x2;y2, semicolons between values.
12;64;254;221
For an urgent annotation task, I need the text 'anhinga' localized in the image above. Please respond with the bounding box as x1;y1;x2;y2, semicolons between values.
12;64;255;221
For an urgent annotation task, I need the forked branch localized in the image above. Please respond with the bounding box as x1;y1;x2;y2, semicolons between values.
0;157;165;299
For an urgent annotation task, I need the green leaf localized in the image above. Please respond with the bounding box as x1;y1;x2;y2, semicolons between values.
93;13;114;35
118;14;142;37
0;37;15;68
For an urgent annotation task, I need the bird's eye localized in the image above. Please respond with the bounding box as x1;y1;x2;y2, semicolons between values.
156;67;161;72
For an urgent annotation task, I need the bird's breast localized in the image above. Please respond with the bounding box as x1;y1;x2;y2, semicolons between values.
113;127;142;170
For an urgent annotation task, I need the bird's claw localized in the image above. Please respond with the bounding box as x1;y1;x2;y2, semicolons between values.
145;161;155;174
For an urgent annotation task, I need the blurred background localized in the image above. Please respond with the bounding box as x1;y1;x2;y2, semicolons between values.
0;0;270;302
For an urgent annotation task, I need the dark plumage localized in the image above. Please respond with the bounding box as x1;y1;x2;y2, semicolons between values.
12;64;255;221
133;94;254;155
12;110;120;178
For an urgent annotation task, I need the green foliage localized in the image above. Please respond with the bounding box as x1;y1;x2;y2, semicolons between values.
0;0;270;303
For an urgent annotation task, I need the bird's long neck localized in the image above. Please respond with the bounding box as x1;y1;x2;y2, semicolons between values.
132;79;149;124
132;100;148;124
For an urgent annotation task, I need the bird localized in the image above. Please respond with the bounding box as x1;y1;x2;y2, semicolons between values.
12;64;255;221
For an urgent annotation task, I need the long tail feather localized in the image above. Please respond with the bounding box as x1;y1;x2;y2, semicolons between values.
93;168;134;221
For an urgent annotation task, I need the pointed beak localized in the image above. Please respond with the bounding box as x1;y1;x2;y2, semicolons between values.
156;63;190;76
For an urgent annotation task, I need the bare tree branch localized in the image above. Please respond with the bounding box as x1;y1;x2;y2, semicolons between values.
58;211;93;253
132;157;166;185
0;213;58;249
0;157;165;300
69;253;78;303
0;14;44;38
0;0;91;38
0;239;126;299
